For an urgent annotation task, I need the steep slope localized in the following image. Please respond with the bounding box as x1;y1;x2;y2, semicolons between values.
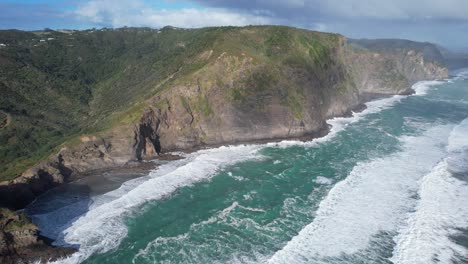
0;26;226;181
347;44;447;97
0;26;448;209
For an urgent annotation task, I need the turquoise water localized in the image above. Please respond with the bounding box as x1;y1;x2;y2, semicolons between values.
30;71;468;264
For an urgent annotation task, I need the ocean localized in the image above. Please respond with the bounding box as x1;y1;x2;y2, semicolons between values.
26;70;468;264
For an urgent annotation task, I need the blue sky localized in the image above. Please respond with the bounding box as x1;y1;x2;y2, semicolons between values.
1;0;467;50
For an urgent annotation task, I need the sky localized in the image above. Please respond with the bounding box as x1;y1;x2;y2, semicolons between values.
1;0;467;50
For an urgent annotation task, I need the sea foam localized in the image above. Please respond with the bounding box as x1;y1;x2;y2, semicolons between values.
390;160;468;264
412;80;445;96
268;124;453;264
53;79;446;263
391;118;468;264
269;92;405;150
52;145;263;264
270;79;443;150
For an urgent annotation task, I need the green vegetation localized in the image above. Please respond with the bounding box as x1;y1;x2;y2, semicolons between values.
283;89;305;119
229;69;277;106
0;27;215;180
264;27;292;57
194;96;213;117
0;25;343;181
179;96;190;112
0;208;36;232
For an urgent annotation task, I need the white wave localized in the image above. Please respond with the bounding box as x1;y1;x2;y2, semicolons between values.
33;159;190;243
324;94;404;140
132;201;269;264
390;160;468;264
391;117;468;264
447;118;468;153
51;76;454;263
30;199;91;241
452;68;468;79
267;93;406;150
412;80;445;96
268;125;453;263
259;77;437;151
314;176;333;185
447;118;468;175
52;145;263;264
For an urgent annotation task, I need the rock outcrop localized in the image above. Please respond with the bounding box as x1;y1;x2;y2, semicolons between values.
0;208;75;263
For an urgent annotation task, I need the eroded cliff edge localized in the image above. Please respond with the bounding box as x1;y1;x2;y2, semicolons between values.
0;27;448;211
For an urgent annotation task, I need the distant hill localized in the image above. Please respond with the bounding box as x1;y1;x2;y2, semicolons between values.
349;38;446;64
349;38;468;70
438;46;468;70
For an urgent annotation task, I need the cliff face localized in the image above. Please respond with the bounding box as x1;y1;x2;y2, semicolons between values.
137;37;359;151
348;47;448;97
0;26;448;210
348;39;448;97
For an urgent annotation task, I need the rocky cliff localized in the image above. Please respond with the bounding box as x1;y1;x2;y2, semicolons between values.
348;46;447;97
0;26;448;211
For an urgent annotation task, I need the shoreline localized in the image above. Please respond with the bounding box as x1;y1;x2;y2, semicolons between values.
23;90;405;205
2;88;421;263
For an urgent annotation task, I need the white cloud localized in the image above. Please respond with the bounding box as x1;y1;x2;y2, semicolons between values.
317;0;468;20
193;0;468;20
140;8;273;28
74;0;276;28
71;0;468;50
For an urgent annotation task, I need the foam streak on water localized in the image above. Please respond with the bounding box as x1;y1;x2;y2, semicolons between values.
272;79;441;150
270;92;405;150
51;79;447;264
391;118;468;264
268;125;452;264
390;161;468;264
52;145;263;264
412;80;445;96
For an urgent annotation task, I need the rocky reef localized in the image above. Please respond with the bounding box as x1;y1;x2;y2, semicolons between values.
0;208;75;263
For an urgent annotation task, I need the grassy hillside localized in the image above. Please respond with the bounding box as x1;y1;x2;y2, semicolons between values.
0;26;342;181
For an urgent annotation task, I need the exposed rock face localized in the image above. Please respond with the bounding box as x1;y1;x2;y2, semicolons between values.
0;117;161;209
0;208;75;263
0;36;449;212
128;39;447;153
348;48;448;97
0;155;71;209
134;109;162;160
132;38;360;152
